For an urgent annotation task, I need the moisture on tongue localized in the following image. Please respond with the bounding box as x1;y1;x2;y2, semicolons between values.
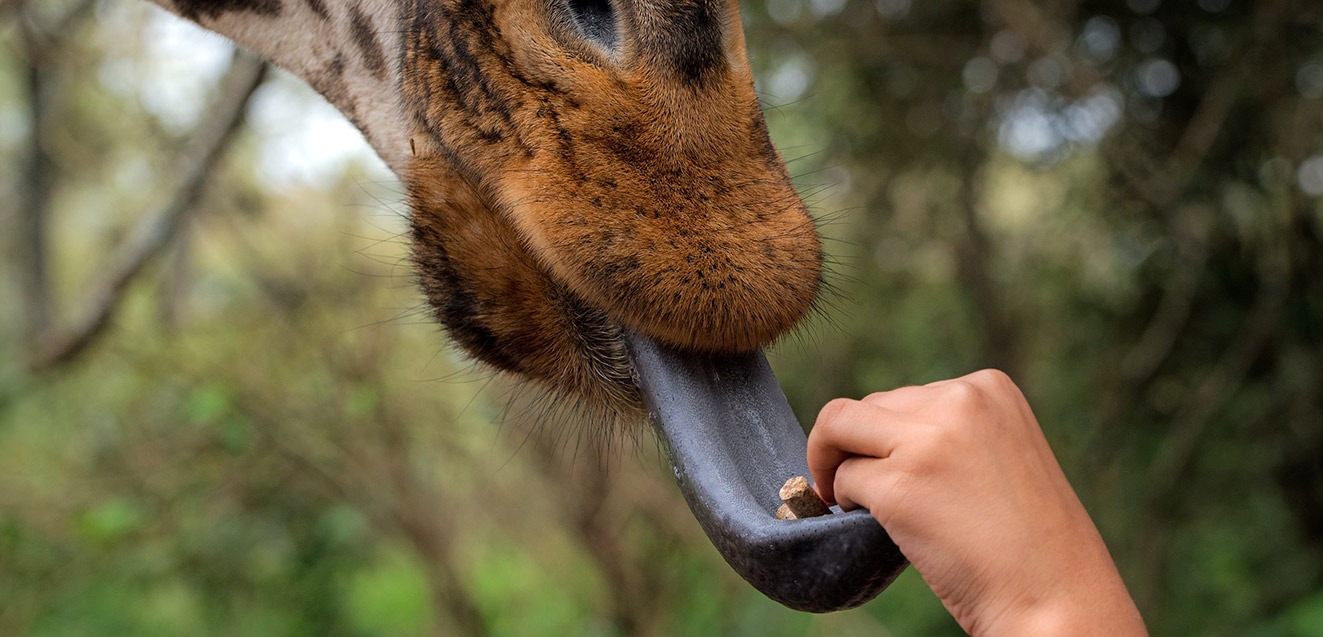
625;333;908;613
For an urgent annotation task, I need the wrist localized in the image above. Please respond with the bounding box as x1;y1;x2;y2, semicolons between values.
976;581;1146;637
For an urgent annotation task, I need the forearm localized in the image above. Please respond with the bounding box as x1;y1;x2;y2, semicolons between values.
978;563;1146;636
979;505;1146;636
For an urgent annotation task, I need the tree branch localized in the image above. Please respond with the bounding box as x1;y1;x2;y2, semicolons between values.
13;0;99;63
1119;213;1212;384
1127;235;1290;610
28;51;268;370
1142;68;1244;207
13;16;57;343
8;0;97;344
1087;0;1291;461
952;142;1021;378
1144;250;1289;501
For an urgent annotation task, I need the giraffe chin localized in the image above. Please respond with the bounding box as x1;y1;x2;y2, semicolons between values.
624;332;909;613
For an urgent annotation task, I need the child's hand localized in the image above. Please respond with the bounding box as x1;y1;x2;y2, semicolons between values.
808;370;1146;636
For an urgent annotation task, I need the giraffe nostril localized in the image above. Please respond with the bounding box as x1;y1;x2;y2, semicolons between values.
565;0;619;51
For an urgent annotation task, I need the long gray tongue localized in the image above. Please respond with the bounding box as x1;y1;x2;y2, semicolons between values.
625;333;908;613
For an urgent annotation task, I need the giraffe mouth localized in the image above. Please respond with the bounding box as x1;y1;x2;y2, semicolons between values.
407;166;904;611
625;333;909;612
407;172;906;611
399;0;903;602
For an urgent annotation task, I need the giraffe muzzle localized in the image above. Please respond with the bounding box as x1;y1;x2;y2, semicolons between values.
625;333;908;612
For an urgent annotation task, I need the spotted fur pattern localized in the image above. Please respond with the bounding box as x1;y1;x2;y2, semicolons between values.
154;0;823;422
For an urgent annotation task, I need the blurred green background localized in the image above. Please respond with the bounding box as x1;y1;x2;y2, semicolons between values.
2;0;1321;634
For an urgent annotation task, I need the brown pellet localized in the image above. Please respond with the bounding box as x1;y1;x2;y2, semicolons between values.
776;475;832;520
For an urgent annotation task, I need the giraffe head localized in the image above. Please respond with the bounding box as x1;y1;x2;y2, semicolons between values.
400;0;822;421
157;0;901;612
396;2;909;609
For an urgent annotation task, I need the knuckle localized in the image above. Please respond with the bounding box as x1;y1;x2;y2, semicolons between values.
947;369;1021;412
944;378;984;411
971;368;1019;398
862;390;890;404
969;367;1011;387
814;397;854;431
809;394;862;439
966;368;1029;418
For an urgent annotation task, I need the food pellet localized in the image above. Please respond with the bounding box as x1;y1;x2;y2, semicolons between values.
776;475;832;520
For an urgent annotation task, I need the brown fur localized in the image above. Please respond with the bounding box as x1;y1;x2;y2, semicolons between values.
401;0;823;419
156;0;824;423
396;0;820;418
409;165;643;419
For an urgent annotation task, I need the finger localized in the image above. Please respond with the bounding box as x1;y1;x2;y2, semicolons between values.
808;398;905;504
831;455;896;519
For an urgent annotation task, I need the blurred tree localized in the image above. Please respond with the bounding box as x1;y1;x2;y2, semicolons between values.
743;0;1323;633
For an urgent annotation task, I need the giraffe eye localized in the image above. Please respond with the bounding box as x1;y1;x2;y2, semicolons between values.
566;0;618;51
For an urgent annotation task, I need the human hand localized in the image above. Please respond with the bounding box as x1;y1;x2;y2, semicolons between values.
807;370;1146;636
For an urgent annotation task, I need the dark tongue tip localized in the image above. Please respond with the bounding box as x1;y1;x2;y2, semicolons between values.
625;333;908;613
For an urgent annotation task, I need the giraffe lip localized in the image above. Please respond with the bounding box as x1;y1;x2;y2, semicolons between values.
624;333;909;613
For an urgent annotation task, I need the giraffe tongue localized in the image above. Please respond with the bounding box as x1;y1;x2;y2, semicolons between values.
624;333;909;613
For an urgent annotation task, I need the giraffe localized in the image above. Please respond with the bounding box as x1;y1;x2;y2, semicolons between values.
147;0;906;611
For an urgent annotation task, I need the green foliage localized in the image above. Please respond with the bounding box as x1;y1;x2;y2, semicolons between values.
347;547;432;635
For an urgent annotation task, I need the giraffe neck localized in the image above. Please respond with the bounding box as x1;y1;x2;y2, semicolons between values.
150;0;409;174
